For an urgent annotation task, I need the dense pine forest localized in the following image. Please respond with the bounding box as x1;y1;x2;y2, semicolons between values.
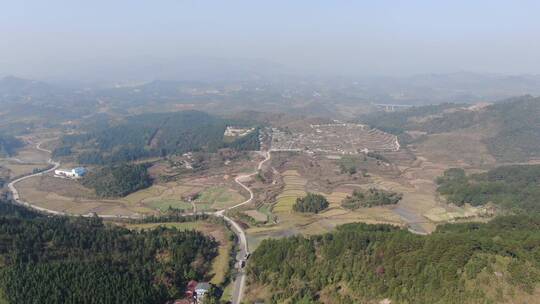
81;163;152;197
0;200;218;304
56;110;260;164
436;165;540;212
248;216;540;303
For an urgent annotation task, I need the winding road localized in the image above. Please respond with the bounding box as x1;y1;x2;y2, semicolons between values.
220;150;271;304
8;141;62;214
7;141;271;304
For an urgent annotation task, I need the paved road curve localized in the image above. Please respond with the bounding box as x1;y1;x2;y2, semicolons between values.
8;143;272;304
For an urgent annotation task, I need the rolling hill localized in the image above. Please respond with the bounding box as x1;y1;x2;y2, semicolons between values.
57;110;259;164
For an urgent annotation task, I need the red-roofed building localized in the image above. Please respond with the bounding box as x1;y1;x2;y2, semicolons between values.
186;280;198;298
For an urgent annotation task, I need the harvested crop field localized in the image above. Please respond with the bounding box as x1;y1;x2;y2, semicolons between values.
0;161;50;179
244;210;268;222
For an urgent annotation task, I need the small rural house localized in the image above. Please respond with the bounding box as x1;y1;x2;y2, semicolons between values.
195;282;211;302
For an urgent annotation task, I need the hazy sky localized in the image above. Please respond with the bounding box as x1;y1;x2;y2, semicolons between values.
2;1;540;80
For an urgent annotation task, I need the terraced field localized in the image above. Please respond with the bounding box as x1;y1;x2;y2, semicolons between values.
273;170;306;213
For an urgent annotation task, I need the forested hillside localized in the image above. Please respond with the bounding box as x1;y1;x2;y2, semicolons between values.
57;110;260;164
436;165;540;212
359;103;468;135
248;216;540;303
359;96;540;161
0;134;23;157
0;200;218;303
483;96;540;161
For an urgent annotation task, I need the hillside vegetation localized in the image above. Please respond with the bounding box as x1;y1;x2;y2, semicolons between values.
57;110;259;164
359;96;540;161
359;103;469;135
483;97;540;161
0;200;218;303
341;188;402;210
248;216;540;303
436;165;540;213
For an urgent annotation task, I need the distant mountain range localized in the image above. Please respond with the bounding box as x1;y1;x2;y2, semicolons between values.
2;72;540;122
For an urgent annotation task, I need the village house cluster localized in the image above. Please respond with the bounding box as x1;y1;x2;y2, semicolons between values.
224;126;255;137
270;122;399;155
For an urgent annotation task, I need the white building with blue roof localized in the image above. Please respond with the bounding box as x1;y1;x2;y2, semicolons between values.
54;167;87;178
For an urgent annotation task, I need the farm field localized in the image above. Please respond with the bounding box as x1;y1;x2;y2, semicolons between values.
144;200;193;212
16;176;151;216
12;145;50;164
195;186;246;210
243;132;496;250
15;173;246;216
0;132;62;181
246;204;404;250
